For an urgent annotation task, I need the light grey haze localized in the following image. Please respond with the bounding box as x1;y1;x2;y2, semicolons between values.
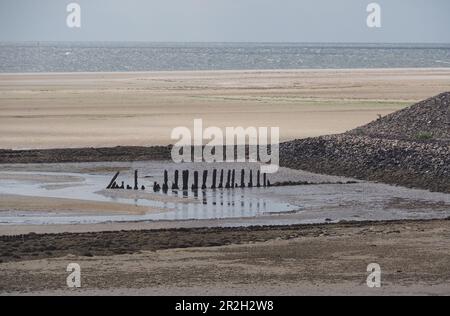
0;0;449;43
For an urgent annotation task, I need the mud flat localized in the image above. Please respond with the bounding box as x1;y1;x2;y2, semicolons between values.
0;146;172;164
1;218;449;295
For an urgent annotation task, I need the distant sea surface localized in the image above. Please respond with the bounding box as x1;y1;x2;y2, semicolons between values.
1;42;450;73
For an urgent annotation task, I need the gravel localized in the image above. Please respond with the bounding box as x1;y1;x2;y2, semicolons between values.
281;92;450;193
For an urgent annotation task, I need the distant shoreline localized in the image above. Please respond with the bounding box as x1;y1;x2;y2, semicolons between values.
2;67;450;76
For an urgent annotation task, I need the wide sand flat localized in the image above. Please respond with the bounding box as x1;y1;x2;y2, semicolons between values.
1;68;450;149
2;219;449;295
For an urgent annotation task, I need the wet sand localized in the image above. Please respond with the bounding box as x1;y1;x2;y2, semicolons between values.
1;219;449;295
1;68;450;149
0;194;154;215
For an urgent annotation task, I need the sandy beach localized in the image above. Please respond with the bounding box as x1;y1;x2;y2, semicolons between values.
1;68;449;296
1;68;450;149
2;0;450;300
1;219;449;295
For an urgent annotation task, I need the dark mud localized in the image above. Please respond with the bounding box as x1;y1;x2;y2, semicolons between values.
0;218;448;264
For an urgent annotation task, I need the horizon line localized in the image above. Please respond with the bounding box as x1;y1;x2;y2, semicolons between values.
1;40;450;44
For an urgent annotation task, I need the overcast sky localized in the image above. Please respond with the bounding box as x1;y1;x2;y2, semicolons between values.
1;0;449;43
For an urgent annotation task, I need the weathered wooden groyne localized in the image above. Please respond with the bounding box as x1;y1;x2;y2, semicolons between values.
106;168;272;193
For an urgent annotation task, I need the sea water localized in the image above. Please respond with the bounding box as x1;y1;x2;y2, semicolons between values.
1;42;450;73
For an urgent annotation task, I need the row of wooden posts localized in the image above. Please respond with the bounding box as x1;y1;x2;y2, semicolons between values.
106;170;144;190
106;169;271;193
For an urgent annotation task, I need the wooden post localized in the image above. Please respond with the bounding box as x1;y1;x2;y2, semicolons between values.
134;170;139;190
231;169;235;188
192;171;199;190
257;170;261;187
211;169;217;189
202;170;208;190
162;170;168;192
248;170;253;187
172;170;179;190
225;170;231;189
182;170;189;191
218;169;224;188
106;171;120;189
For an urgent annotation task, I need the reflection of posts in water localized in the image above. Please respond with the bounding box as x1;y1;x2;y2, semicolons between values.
192;171;199;191
257;170;261;187
231;169;235;188
182;170;189;191
202;170;208;190
248;170;253;188
225;170;231;189
218;169;224;188
202;190;207;205
263;173;267;187
211;169;217;189
172;170;179;190
134;170;139;190
162;170;168;192
240;169;245;188
107;171;120;189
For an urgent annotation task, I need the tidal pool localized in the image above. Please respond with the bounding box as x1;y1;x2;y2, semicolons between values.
0;161;449;226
